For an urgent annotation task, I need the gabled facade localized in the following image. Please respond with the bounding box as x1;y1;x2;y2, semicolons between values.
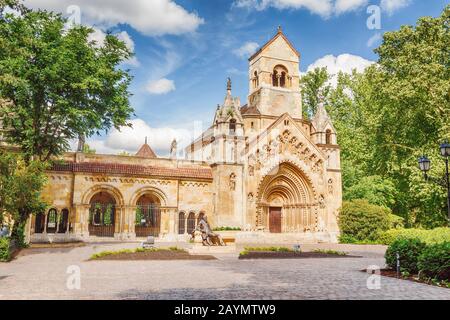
185;28;342;242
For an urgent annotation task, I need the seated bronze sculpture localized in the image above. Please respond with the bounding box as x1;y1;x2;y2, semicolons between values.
191;216;225;246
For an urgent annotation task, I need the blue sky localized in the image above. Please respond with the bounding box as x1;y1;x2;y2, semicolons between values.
25;0;448;155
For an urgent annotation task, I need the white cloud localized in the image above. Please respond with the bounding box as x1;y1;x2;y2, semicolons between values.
86;119;193;156
146;78;176;95
234;0;410;16
366;32;382;47
334;0;368;14
87;27;107;46
87;28;139;66
24;0;204;36
306;53;374;86
233;42;260;58
234;0;334;17
380;0;412;15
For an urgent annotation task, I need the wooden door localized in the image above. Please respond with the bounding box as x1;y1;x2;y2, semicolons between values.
269;207;282;233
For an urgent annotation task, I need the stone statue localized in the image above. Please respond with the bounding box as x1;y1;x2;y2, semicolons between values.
77;134;85;152
170;139;177;158
191;216;225;246
229;173;236;191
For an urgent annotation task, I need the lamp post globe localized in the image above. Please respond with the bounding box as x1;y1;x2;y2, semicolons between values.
418;156;431;173
440;141;450;158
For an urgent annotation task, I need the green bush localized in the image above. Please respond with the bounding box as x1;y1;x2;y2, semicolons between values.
377;227;450;245
212;227;242;231
0;237;11;262
417;242;450;281
338;200;391;242
388;214;404;229
385;238;427;273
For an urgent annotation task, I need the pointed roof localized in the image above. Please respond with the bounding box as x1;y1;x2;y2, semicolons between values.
312;102;336;133
135;137;157;158
248;26;300;61
213;78;243;124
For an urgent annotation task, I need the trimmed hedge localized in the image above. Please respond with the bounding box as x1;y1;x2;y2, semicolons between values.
385;238;427;273
377;227;450;245
338;200;391;243
0;237;11;262
417;242;450;281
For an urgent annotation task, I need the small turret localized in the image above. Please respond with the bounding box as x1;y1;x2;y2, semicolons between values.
213;78;244;136
311;98;337;145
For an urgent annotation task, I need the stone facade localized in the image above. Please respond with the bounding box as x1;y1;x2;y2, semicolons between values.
29;28;342;243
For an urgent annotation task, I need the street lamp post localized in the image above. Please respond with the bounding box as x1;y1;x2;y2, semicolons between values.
418;141;450;224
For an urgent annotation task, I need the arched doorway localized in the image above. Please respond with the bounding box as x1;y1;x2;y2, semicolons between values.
135;194;161;237
89;192;116;237
257;162;316;233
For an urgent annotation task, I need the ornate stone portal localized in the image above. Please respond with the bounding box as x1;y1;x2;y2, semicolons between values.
29;28;342;244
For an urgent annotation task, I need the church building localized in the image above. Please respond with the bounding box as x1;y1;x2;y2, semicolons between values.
28;28;342;243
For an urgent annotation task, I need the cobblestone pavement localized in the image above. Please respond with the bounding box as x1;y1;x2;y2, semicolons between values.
0;242;449;300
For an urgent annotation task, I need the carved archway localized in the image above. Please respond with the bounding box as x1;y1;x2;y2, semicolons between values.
256;162;318;233
82;184;124;206
129;186;168;207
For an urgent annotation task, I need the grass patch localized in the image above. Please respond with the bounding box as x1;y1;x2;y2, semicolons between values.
312;249;348;256
239;246;292;256
90;247;186;260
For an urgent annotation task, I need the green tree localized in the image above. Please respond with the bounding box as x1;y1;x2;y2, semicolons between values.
300;67;331;118
0;151;47;246
82;144;96;154
323;6;450;228
344;175;398;209
0;0;134;162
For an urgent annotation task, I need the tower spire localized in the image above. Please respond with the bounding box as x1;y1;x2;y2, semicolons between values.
227;77;232;95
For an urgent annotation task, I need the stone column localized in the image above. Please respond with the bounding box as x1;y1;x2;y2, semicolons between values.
73;204;90;241
127;205;137;240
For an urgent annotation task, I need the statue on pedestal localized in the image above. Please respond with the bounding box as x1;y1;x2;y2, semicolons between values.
191;216;225;246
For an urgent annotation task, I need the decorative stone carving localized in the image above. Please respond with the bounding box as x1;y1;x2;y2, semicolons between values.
328;179;334;195
248;165;254;176
318;194;325;208
229;173;236;191
247;192;254;202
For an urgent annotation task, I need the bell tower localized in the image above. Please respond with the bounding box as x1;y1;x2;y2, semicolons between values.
247;27;302;119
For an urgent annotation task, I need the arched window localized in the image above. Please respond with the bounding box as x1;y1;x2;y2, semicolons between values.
229;119;236;135
46;208;58;234
272;70;278;87
178;212;186;234
326;129;332;144
272;65;289;87
187;212;196;234
34;212;45;234
58;209;69;234
253;70;259;88
280;71;286;87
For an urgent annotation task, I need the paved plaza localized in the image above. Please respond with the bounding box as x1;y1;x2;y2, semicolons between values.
0;242;449;300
